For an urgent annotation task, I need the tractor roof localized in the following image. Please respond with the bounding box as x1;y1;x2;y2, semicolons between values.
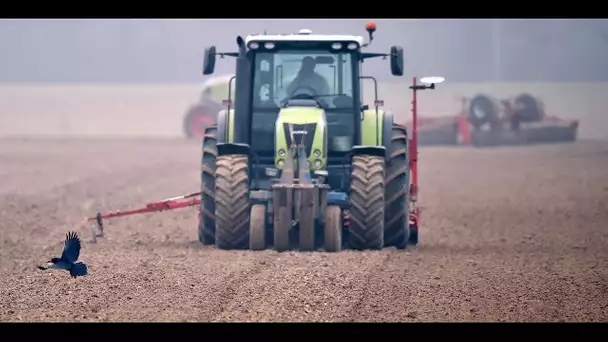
245;29;364;46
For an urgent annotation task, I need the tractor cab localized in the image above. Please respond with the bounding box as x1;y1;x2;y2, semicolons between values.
244;33;364;162
201;24;404;187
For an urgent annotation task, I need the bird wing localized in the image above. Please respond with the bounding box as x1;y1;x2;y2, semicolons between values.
70;262;88;278
60;231;81;264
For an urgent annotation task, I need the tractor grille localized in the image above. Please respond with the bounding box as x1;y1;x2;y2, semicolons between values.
283;123;317;157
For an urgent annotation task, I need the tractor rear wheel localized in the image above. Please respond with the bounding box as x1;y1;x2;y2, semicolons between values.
198;125;217;245
249;204;267;250
324;205;342;252
214;154;251;249
384;124;411;249
348;155;385;250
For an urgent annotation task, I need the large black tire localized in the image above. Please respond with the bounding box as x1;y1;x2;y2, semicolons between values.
514;93;543;123
348;155;385;250
273;204;291;252
198;126;217;245
468;94;500;131
384;124;411;249
214;154;251;250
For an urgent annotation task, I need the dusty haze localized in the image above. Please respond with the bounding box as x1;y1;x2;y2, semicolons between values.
1;19;607;83
0;19;607;323
0;19;607;139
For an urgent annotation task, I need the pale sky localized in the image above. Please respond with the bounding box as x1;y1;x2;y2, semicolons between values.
0;19;606;83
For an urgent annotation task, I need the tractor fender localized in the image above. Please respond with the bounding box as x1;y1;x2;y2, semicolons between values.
382;111;397;162
350;146;386;158
216;142;251;157
360;108;396;162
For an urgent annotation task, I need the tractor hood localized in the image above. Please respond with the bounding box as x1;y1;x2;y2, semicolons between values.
274;105;327;171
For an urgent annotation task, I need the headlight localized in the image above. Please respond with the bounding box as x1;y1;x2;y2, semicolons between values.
264;42;275;49
314;160;322;169
331;43;342;50
249;42;259;50
313;149;321;157
277;159;285;168
347;42;358;50
278;149;286;157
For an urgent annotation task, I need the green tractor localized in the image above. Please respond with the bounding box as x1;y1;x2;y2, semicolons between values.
182;75;235;139
198;22;417;251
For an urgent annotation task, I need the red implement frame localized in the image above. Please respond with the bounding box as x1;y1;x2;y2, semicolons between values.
407;76;438;233
86;192;202;242
408;77;421;231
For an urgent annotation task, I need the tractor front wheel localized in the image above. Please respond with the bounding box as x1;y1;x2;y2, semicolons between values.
273;204;291;252
249;204;267;250
348;155;385;250
324;205;342;252
214;154;251;249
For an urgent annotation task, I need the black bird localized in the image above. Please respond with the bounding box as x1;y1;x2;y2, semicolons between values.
38;231;88;278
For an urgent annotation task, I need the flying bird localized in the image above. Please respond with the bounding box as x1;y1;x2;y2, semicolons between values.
38;231;88;278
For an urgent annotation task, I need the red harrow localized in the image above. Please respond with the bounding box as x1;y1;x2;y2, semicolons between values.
85;76;438;248
86;192;202;243
405;92;579;147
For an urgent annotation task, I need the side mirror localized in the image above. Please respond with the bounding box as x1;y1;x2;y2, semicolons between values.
361;104;369;111
389;45;404;76
202;46;217;75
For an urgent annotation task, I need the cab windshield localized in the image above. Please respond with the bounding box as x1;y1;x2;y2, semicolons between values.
252;49;355;110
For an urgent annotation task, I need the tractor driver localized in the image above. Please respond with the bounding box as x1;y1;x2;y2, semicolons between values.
286;56;331;100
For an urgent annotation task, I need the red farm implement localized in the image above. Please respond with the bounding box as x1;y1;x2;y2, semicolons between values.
404;92;579;147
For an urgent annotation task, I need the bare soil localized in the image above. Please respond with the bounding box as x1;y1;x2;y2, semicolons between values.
1;138;607;322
